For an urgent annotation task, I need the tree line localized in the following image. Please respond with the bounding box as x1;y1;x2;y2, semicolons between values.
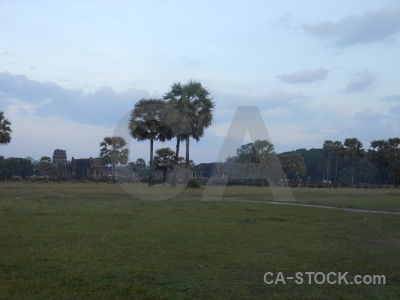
2;92;400;185
207;137;400;185
278;138;400;185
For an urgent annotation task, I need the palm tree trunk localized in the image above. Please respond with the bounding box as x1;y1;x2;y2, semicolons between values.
351;157;354;185
163;169;167;185
185;133;190;184
171;136;180;187
328;154;331;181
149;138;154;186
335;154;339;183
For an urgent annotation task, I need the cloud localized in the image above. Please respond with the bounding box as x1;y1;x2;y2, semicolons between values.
209;90;311;124
381;94;400;102
302;5;400;47
1;113;113;161
0;72;152;127
389;105;400;115
7;98;51;115
270;13;293;29
278;67;329;83
344;69;375;92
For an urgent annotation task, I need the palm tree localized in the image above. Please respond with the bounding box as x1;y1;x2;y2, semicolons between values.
341;138;365;185
253;140;275;163
164;80;215;185
332;141;343;183
280;153;307;181
0;111;12;145
323;140;334;181
99;136;129;178
368;140;390;184
252;139;275;178
153;147;175;184
129;99;174;186
388;138;400;184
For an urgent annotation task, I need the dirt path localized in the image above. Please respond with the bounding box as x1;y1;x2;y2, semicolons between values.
234;199;400;216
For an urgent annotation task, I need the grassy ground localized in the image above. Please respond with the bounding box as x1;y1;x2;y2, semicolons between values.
0;183;399;299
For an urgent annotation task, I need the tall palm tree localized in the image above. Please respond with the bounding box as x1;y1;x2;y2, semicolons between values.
164;80;214;184
388;138;400;184
99;136;129;178
0;111;12;145
342;137;365;185
332;141;343;183
129;99;174;186
368;140;390;184
323;140;334;181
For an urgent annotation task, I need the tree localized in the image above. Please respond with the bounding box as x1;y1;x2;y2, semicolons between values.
253;139;275;167
234;140;275;179
99;136;129;178
368;140;390;184
39;156;55;178
124;162;137;179
129;99;174;186
341;138;365;185
322;140;334;181
387;138;400;184
164;80;215;184
134;158;145;168
280;153;307;181
332;141;343;183
153;147;175;184
0;111;12;145
0;157;34;178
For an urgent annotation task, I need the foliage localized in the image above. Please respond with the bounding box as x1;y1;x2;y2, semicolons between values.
322;140;335;181
341;138;365;185
186;178;201;188
0;111;12;145
164;80;215;184
129;99;174;186
135;158;146;170
368;139;390;183
227;139;276;180
99;136;129;177
388;137;400;184
38;156;57;178
153;147;175;184
279;152;307;181
0;156;34;178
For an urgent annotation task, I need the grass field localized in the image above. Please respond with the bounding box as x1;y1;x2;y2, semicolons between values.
0;183;399;299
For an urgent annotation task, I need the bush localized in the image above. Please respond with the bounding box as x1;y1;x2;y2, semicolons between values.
186;179;201;188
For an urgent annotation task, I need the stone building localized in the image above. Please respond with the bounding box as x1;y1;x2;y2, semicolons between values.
70;157;109;179
52;149;67;164
52;149;68;177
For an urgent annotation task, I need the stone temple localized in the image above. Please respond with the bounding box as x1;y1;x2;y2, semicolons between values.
52;149;67;165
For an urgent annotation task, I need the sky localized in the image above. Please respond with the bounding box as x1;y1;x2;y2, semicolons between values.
1;0;400;164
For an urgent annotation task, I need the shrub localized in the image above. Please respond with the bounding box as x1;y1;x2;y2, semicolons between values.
186;179;201;188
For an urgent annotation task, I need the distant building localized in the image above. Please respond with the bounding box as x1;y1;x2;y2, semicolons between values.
52;149;67;165
192;162;228;180
52;149;68;177
70;157;110;179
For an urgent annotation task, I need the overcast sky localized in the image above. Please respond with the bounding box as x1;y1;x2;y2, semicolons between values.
1;0;400;164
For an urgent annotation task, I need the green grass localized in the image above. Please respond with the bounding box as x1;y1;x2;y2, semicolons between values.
0;183;399;299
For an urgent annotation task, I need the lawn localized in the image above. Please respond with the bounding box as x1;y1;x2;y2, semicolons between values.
0;183;399;299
